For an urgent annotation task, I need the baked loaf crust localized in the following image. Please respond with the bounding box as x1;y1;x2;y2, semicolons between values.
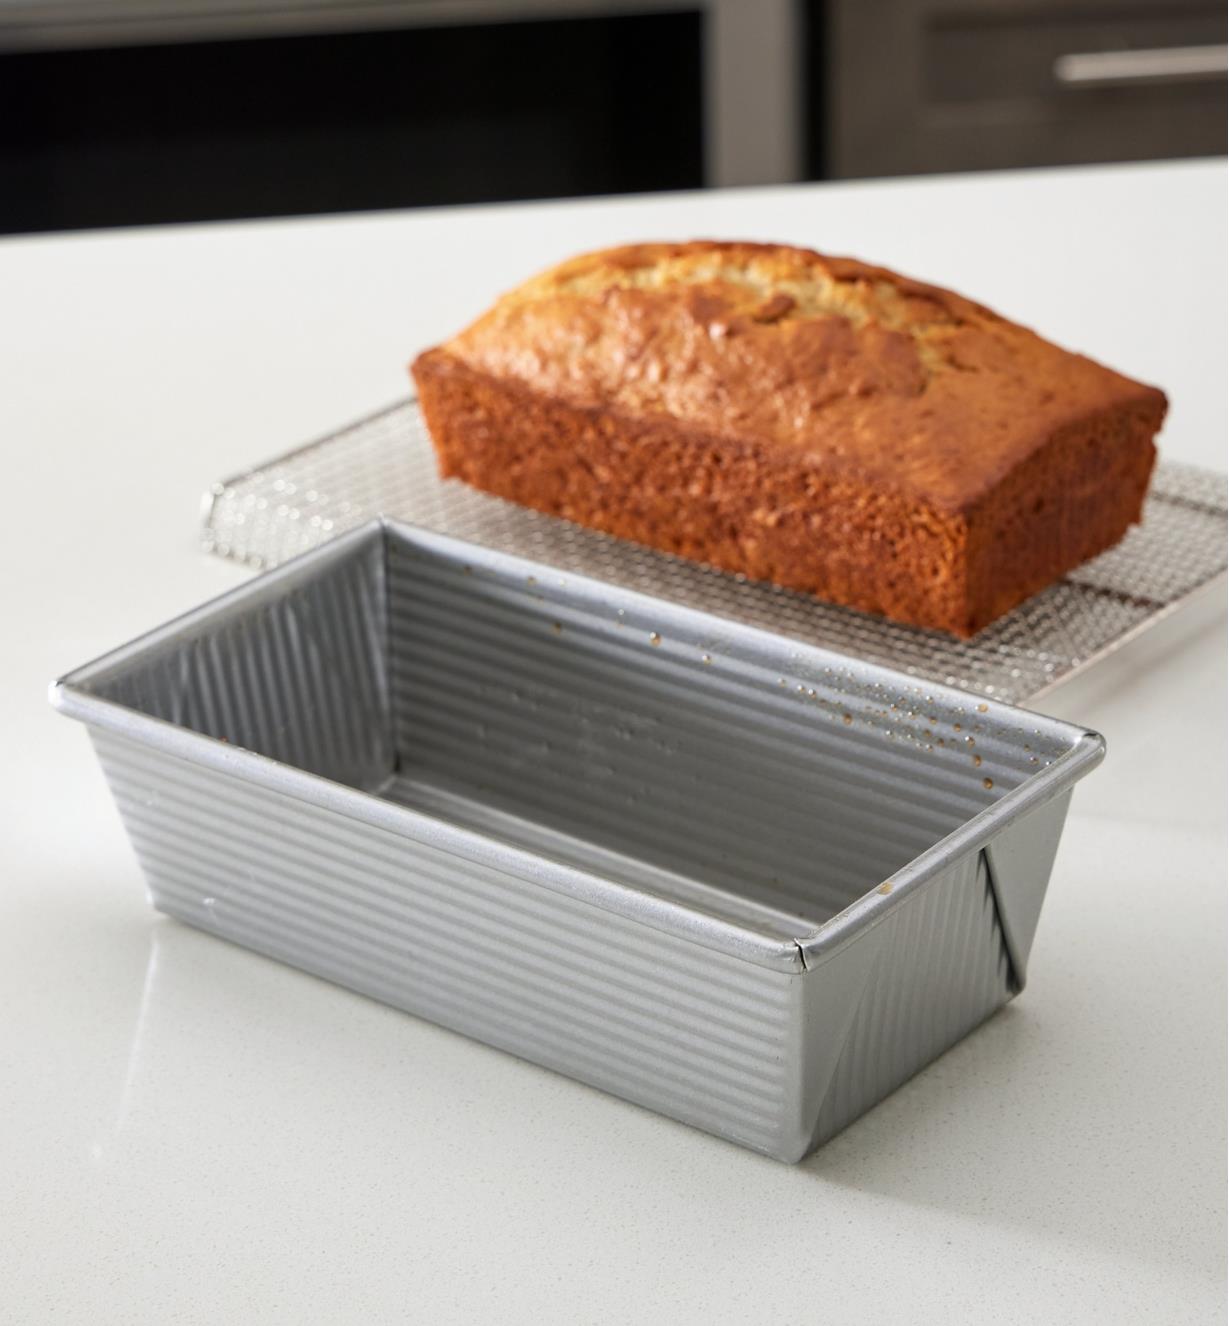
411;241;1166;636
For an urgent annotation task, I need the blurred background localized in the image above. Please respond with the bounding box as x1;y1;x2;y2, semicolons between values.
1;0;1225;236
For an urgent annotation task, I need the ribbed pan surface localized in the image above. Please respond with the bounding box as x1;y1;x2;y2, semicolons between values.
91;727;798;1157
386;529;1054;933
807;852;1011;1150
90;534;391;793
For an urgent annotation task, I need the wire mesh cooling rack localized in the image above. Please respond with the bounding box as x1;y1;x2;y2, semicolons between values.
202;398;1227;704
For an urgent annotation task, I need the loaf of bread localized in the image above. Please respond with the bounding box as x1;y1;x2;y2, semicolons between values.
411;242;1166;636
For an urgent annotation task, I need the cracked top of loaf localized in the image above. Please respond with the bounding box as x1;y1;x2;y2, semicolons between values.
438;240;1166;514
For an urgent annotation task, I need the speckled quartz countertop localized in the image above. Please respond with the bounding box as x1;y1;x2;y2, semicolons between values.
1;160;1224;1324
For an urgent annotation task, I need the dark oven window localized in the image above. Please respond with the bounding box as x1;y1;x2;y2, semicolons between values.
0;12;704;236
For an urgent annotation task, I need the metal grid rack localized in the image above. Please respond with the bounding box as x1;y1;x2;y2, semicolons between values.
203;398;1227;704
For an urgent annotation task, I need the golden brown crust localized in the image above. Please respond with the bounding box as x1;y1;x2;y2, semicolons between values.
411;240;1167;636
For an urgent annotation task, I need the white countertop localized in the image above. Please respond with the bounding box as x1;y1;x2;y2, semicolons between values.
2;160;1225;1324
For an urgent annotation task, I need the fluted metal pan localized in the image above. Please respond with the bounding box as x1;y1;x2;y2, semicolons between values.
51;520;1103;1161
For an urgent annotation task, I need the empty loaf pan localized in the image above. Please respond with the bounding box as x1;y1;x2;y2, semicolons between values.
51;520;1103;1162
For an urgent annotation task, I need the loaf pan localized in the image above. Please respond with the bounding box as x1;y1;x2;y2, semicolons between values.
51;520;1103;1162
